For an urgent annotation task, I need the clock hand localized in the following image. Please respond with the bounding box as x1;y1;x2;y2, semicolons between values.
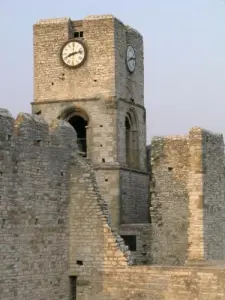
66;49;83;58
66;51;77;58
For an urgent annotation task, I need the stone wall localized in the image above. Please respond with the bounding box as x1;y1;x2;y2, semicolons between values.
120;224;151;264
0;109;132;300
31;100;121;227
0;109;75;300
31;98;149;229
101;264;225;300
202;130;225;260
32;98;118;166
150;135;189;265
114;18;144;106
69;154;132;300
94;168;120;227
149;127;225;264
120;170;149;224
33;16;116;102
117;100;147;172
2;108;225;300
187;127;204;261
187;128;225;262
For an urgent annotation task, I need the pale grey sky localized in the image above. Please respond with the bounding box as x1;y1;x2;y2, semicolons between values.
0;0;225;142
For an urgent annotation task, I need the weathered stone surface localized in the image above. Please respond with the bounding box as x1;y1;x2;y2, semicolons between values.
0;111;131;300
1;12;225;300
150;127;225;265
150;135;189;265
0;113;75;300
32;14;148;229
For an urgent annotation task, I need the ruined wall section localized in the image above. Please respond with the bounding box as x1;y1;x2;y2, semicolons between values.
0;108;132;300
202;130;225;260
69;153;132;300
0;109;76;300
120;224;151;265
94;169;120;229
150;135;189;265
32;100;120;228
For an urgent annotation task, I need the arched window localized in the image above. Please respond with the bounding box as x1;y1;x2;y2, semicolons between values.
68;115;87;156
125;110;139;168
59;107;89;157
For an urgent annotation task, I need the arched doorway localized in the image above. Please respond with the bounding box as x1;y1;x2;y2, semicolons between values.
59;107;89;157
68;115;88;156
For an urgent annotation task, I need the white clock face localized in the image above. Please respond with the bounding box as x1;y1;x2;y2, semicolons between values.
126;45;136;73
61;40;87;68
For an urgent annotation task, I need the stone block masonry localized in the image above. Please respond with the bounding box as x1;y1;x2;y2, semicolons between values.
102;264;225;300
150;127;225;265
1;111;225;300
0;109;131;300
32;14;148;230
201;129;225;260
2;12;225;300
0;109;75;300
188;127;225;261
150;134;189;265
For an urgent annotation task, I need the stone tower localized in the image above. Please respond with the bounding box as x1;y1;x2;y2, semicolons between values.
32;15;149;230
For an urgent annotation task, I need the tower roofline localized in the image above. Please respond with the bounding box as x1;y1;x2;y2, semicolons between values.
35;14;142;38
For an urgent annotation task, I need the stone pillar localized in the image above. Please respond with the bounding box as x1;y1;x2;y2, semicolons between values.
187;127;205;262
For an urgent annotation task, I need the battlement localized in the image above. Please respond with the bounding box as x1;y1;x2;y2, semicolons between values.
0;107;133;300
0;108;77;150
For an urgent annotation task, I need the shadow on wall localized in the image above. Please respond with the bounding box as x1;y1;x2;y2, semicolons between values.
202;130;225;260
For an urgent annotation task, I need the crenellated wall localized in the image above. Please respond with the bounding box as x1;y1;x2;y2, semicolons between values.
1;107;225;300
0;108;131;300
0;109;76;300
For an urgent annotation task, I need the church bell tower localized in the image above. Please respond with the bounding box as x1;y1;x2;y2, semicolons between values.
32;14;149;230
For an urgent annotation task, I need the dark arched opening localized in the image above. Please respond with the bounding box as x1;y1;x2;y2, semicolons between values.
125;116;131;165
125;110;139;168
68;115;88;157
58;107;89;157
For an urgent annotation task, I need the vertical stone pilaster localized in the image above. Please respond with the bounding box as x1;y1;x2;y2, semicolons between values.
187;127;204;261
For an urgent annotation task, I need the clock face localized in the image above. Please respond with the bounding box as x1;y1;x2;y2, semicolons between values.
126;45;136;73
60;39;87;68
